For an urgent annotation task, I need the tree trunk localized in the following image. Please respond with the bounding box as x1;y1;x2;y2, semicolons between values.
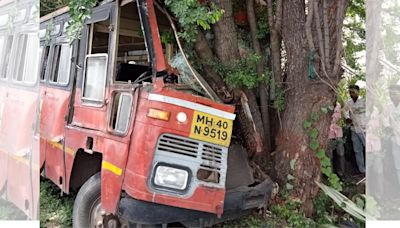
246;0;272;157
266;0;283;90
366;0;382;83
274;0;347;216
212;0;239;63
194;31;232;101
201;0;265;157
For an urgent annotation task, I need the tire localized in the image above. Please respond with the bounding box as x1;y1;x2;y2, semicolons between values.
72;172;101;228
72;173;164;228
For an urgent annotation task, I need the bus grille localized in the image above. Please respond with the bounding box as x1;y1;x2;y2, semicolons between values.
155;134;227;185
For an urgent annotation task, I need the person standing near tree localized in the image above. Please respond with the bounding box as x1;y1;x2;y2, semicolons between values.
327;102;345;177
344;85;366;174
383;84;400;185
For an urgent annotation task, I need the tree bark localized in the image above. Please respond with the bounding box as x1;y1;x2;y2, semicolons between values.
266;0;283;90
199;0;265;157
212;0;239;63
274;0;347;216
246;0;272;157
194;31;232;101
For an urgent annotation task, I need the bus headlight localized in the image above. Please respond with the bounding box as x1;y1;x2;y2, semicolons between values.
154;165;189;190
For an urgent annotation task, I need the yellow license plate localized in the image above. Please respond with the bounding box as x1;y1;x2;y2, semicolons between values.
189;111;233;147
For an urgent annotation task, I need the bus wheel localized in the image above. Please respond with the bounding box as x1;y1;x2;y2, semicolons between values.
72;173;125;228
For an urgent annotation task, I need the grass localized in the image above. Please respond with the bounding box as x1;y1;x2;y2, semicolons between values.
215;211;288;228
40;178;75;228
39;175;364;228
39;179;286;228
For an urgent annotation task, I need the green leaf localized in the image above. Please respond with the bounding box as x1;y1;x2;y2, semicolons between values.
322;167;332;176
303;120;312;129
290;159;297;170
287;174;295;181
310;139;319;150
286;183;294;190
311;112;320;121
321;107;328;114
316;149;325;159
321;157;331;167
309;128;319;139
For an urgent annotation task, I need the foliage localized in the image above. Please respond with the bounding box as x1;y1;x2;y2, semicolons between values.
270;201;316;228
313;192;334;225
343;0;366;74
255;6;269;39
304;108;342;191
267;159;318;228
40;0;69;16
381;1;400;67
40;178;75;228
164;0;223;42
317;182;367;223
66;0;97;43
271;80;285;112
219;212;287;228
213;54;270;89
160;30;175;45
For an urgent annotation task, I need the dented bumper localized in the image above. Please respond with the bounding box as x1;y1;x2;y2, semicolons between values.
118;176;274;226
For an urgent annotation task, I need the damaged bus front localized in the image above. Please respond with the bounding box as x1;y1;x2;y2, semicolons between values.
39;0;273;227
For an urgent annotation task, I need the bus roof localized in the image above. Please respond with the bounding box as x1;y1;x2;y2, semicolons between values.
40;0;135;23
40;6;69;23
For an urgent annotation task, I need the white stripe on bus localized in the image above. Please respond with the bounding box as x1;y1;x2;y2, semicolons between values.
148;94;236;120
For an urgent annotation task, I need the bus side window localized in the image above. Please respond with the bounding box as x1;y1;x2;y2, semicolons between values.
110;92;132;135
39;45;50;81
22;35;40;83
82;54;108;102
82;21;109;104
0;35;13;79
13;34;39;84
50;44;72;85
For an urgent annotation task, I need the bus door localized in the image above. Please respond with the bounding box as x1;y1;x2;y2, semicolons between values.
0;31;13;193
41;35;75;189
4;30;40;218
39;36;50;168
69;6;113;132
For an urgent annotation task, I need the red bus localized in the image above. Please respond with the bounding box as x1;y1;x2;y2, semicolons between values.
0;0;40;220
39;0;273;227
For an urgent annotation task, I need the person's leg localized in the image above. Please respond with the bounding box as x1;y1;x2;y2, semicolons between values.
326;139;335;160
336;139;345;177
391;141;400;185
351;131;366;173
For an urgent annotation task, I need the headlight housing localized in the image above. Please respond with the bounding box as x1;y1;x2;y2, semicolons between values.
153;164;190;191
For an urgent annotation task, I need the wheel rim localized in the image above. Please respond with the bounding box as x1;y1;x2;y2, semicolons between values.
88;197;126;228
89;197;105;228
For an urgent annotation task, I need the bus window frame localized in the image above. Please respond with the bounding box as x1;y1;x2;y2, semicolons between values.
78;4;113;108
0;33;13;81
9;32;40;87
39;42;50;83
81;53;109;105
48;39;73;87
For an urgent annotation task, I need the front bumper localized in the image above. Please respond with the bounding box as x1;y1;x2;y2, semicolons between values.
118;176;273;226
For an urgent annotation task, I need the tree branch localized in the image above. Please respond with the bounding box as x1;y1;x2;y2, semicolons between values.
313;0;336;87
267;0;274;30
313;1;327;76
333;0;347;76
323;0;331;72
306;0;315;51
275;0;283;32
